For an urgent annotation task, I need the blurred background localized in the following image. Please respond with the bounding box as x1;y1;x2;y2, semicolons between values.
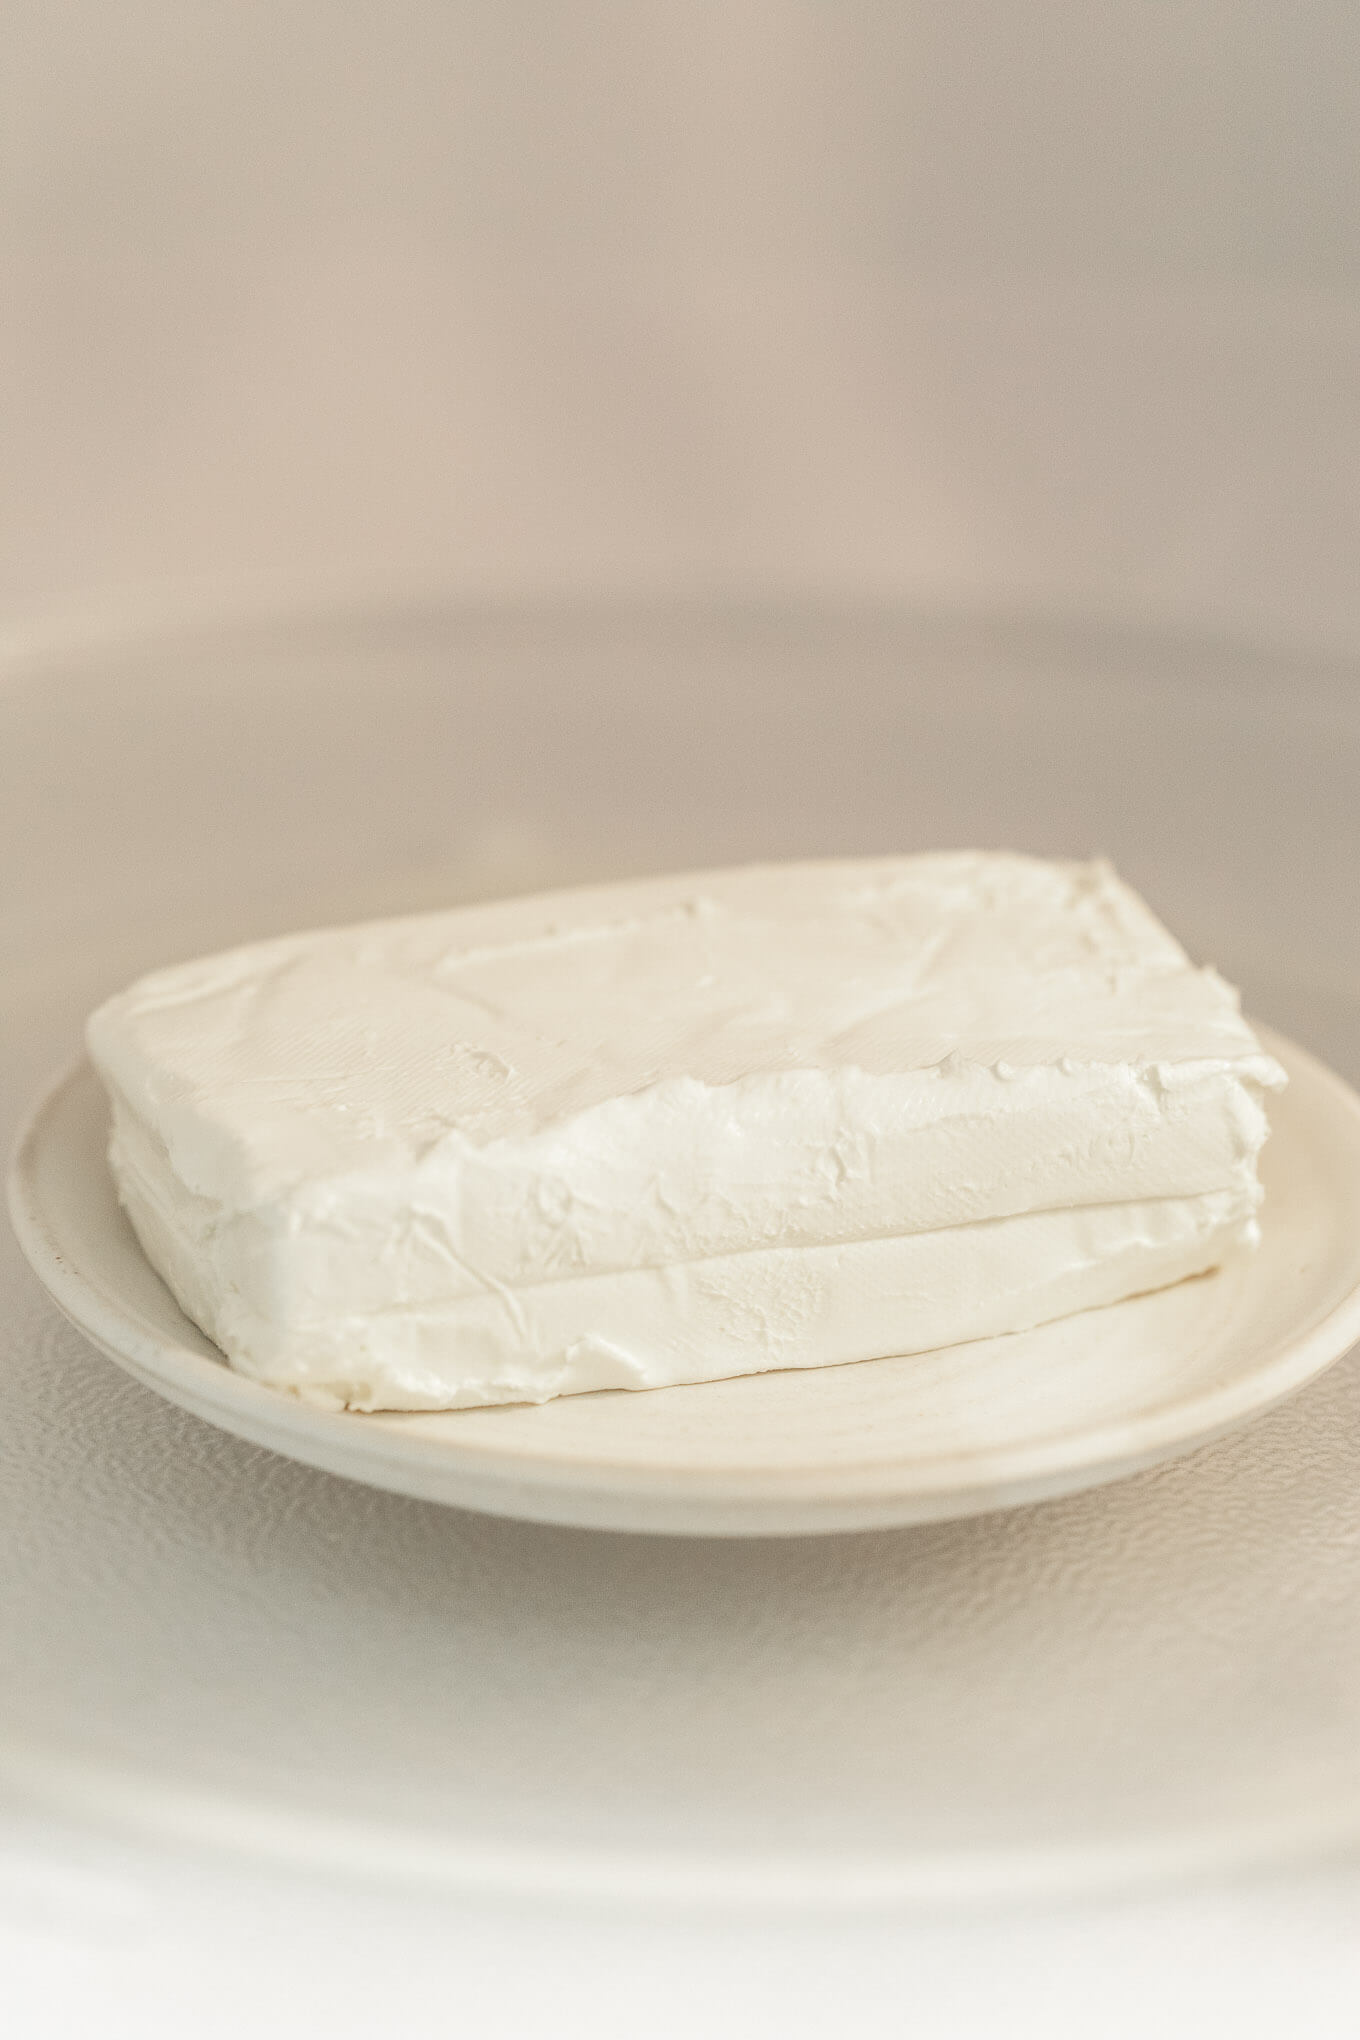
5;0;1360;648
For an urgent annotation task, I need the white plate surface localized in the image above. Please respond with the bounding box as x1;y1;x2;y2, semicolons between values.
11;1027;1360;1536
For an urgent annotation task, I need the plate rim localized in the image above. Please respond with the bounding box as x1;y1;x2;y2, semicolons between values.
9;1024;1360;1535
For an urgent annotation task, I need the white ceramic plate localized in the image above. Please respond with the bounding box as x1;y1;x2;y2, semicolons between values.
10;1025;1360;1537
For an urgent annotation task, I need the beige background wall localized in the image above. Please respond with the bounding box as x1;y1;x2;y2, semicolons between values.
5;2;1360;646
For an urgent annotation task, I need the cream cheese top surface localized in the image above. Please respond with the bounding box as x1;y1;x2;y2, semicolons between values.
86;854;1286;1385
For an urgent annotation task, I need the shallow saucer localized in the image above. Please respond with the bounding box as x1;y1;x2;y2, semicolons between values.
9;1026;1360;1535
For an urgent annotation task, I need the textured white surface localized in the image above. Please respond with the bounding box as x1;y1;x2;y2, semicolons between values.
3;613;1360;2026
85;852;1281;1407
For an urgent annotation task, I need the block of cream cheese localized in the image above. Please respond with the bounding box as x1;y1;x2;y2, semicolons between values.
86;854;1287;1410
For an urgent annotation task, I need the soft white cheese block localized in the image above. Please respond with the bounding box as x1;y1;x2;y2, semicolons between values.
86;853;1286;1410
